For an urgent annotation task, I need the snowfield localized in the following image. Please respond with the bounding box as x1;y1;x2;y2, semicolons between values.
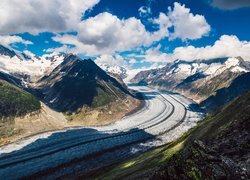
0;86;204;179
0;54;64;78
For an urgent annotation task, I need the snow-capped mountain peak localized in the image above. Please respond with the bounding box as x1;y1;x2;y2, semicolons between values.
131;57;250;87
98;63;128;79
0;45;65;81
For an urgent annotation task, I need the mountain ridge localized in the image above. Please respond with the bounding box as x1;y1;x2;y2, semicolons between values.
131;56;250;111
0;45;134;113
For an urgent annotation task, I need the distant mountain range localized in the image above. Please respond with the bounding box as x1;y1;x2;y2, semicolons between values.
131;57;250;111
99;63;128;79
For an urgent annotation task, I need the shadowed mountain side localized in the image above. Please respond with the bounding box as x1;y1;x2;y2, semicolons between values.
130;57;250;106
201;72;250;111
0;45;16;58
150;91;250;179
0;71;22;87
33;54;132;112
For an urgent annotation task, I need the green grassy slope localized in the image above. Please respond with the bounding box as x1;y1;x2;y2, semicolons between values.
97;91;250;179
0;80;41;137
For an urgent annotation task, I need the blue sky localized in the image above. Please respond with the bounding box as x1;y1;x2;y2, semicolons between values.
0;0;250;69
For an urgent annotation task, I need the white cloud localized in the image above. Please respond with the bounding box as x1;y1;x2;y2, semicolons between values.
138;0;154;18
95;54;129;68
0;0;100;34
138;6;151;17
168;2;211;41
144;44;170;62
171;35;250;61
51;12;172;56
23;50;35;57
49;2;210;56
144;35;250;63
0;35;33;48
152;12;172;40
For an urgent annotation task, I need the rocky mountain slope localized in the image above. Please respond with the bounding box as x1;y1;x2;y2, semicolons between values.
98;90;250;179
151;91;250;179
201;72;250;111
0;45;139;144
0;45;16;58
32;54;131;112
131;57;250;111
0;45;133;112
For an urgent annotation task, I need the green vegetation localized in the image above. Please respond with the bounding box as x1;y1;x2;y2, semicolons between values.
95;133;188;179
92;87;115;108
97;91;250;179
0;80;41;138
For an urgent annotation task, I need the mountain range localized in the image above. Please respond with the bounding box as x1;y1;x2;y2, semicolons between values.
131;57;250;111
0;45;137;141
1;44;249;178
0;45;132;111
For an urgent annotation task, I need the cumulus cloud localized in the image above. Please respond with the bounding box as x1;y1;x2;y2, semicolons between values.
144;45;170;62
144;35;250;63
51;12;172;56
172;35;250;61
77;12;154;53
0;35;33;48
210;0;250;10
95;54;129;68
0;0;100;35
49;2;210;56
168;2;211;41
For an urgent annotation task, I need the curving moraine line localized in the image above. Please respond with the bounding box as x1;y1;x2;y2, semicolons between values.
0;87;192;179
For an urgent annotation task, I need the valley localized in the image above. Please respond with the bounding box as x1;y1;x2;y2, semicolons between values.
0;86;203;179
1;1;249;179
0;44;249;179
131;57;250;111
98;89;250;179
0;47;142;145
